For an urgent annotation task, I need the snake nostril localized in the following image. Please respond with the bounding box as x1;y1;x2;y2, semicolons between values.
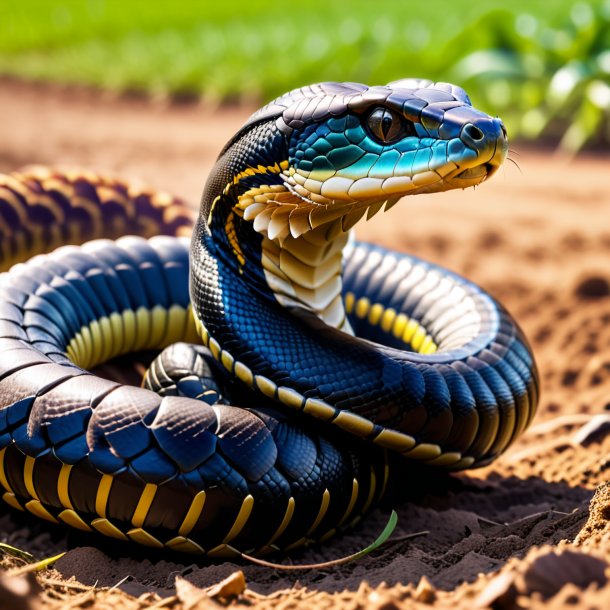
463;124;484;142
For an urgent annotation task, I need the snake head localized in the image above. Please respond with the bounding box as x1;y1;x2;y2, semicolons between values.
271;79;507;207
213;80;508;241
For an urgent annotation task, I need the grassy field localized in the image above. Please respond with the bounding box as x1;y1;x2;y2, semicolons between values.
1;1;609;148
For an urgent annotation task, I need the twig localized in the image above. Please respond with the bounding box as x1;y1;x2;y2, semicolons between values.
524;414;594;436
241;510;398;570
507;509;570;527
50;589;95;610
382;530;430;547
109;574;132;590
39;577;93;592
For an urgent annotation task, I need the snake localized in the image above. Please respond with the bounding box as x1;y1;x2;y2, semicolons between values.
0;79;538;557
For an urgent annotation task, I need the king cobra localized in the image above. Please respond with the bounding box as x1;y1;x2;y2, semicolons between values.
0;80;538;556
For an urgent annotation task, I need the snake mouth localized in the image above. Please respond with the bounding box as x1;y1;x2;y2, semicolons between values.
456;162;496;182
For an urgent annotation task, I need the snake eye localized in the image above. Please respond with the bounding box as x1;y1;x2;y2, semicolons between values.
366;107;413;143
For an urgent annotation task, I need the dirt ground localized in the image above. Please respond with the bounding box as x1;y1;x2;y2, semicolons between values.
0;77;609;610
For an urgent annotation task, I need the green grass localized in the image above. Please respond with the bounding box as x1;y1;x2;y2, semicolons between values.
1;1;609;149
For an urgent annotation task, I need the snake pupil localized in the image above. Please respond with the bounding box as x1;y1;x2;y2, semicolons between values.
381;115;393;137
366;107;411;143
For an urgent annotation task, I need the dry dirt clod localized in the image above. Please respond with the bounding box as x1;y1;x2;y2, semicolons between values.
574;482;610;549
520;548;608;599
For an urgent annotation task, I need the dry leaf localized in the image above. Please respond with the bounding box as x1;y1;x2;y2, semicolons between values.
175;576;215;610
174;571;246;609
206;570;246;600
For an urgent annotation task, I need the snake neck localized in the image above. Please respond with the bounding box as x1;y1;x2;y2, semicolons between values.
196;119;395;333
259;222;353;333
203;185;356;333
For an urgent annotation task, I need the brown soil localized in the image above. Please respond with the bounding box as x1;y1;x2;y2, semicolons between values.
0;77;609;610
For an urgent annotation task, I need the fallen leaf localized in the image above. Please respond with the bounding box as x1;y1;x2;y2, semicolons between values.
206;570;246;600
175;576;214;610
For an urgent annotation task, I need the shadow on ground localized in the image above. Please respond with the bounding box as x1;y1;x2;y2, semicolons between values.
0;465;593;598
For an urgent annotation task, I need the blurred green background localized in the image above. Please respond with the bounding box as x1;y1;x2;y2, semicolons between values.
1;0;609;151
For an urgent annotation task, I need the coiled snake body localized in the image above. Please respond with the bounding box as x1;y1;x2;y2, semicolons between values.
0;80;538;556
